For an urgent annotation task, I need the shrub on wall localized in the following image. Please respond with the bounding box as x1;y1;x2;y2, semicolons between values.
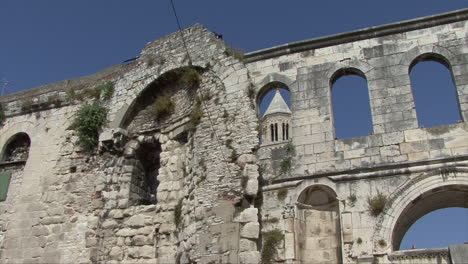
262;229;284;264
151;94;174;120
174;199;183;228
367;192;388;217
180;68;200;88
0;104;5;124
71;102;107;153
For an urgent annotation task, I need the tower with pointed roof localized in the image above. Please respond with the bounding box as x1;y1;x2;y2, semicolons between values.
261;89;292;145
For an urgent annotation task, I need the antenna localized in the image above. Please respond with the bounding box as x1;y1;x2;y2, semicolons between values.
1;78;9;96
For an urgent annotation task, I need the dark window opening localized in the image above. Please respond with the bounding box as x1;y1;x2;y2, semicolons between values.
1;133;31;162
410;58;461;127
286;124;289;140
274;123;278;141
270;124;274;142
282;123;285;140
132;141;162;205
331;69;373;139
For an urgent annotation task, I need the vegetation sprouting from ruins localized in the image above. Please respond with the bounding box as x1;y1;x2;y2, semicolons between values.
224;47;245;62
71;101;107;153
174;199;183;228
262;229;284;264
0;104;5;125
180;68;201;88
367;192;388;217
188;95;204;132
151;94;174;120
277;188;288;201
98;82;115;101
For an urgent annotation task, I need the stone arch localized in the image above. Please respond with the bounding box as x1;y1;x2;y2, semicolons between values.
296;184;342;263
117;66;204;130
0;132;31;162
400;45;457;70
256;73;294;114
325;60;373;83
375;171;468;251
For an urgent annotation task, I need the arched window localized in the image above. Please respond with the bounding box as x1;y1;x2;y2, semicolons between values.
0;133;31;201
409;54;461;127
1;133;31;162
257;82;292;145
331;68;373;139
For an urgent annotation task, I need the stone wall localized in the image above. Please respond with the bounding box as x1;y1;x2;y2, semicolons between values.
0;8;467;264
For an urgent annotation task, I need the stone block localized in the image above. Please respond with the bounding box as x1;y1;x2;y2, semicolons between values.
240;222;259;239
239;251;260;264
239;239;257;252
126;215;145;227
244;179;258;197
237;208;258;223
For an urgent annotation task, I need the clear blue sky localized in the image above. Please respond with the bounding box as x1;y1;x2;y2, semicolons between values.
1;0;467;250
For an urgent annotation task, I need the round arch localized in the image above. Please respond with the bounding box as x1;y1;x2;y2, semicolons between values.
297;184;338;207
0;132;31;162
119;66;204;129
329;67;367;87
391;184;468;250
375;172;468;251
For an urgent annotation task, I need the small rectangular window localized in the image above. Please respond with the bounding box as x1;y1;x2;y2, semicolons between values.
0;172;12;201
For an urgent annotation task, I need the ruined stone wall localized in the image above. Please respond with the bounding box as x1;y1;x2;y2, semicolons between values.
0;9;467;264
0;24;261;264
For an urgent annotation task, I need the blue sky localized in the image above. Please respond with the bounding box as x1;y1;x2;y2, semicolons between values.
1;0;467;250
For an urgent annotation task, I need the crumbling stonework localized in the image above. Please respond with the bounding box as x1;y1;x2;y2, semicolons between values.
0;9;467;264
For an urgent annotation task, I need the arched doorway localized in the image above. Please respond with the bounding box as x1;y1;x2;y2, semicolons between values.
296;185;342;263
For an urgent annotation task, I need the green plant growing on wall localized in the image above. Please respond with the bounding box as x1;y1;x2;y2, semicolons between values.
348;193;357;207
47;94;61;106
151;94;174;120
71;101;107;153
277;188;288;201
224;47;245;62
98;82;114;101
378;239;387;247
367;192;388;217
0;104;5;124
174;199;183;228
262;229;284;264
20;99;34;112
181;68;201;88
285;140;295;154
188;96;203;131
279;157;292;174
247;83;255;100
356;237;363;244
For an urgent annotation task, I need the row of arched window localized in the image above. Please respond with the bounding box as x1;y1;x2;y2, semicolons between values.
269;123;290;142
258;53;462;140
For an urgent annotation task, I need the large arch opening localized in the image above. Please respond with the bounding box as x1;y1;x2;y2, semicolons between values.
121;66;203;132
392;184;468;251
257;82;291;145
331;68;373;139
409;53;462;127
296;185;342;263
1;132;31;162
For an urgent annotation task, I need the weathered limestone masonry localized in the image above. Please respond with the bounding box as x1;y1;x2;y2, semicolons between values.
251;9;468;264
0;8;466;264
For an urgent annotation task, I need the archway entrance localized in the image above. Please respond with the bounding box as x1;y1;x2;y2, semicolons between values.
392;184;468;250
296;185;342;263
